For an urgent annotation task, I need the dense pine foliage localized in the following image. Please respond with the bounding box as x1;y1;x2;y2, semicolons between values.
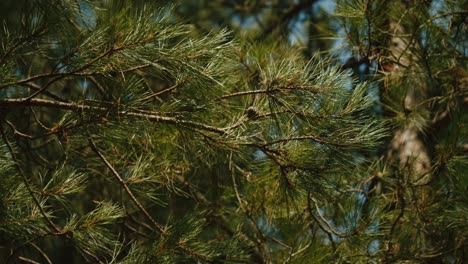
0;0;466;263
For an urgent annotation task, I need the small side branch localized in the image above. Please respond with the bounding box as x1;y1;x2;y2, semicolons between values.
216;85;323;101
139;78;189;102
88;138;165;234
0;122;61;233
307;195;370;239
264;135;353;148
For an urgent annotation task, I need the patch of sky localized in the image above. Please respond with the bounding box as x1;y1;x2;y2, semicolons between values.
369;83;382;115
429;0;459;34
80;78;99;99
358;63;367;74
80;78;89;90
366;223;381;255
232;14;260;30
231;7;268;33
367;240;380;256
428;0;468;55
77;1;96;29
331;29;351;63
288;11;308;45
419;28;429;50
429;0;445;19
55;62;68;73
254;149;266;160
288;0;336;46
317;0;335;14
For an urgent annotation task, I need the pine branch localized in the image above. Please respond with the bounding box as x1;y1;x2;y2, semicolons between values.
264;135;354;148
0;123;60;233
0;98;227;135
139;78;190;102
308;196;371;239
0;25;48;66
307;194;336;252
88;138;165;234
215;85;323;101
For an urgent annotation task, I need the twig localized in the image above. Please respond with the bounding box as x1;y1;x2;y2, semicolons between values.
29;107;52;131
17;256;40;264
25;75;64;100
306;194;336;252
139;78;189;102
5;120;35;139
23;83;67;102
0;26;47;66
216;85;323;101
21;47;119;99
230;152;245;211
87;76;107;98
385;172;406;259
430;10;468;21
308;195;370;239
119;63;151;74
0;123;61;233
29;243;52;264
88;138;165;234
264;135;353;148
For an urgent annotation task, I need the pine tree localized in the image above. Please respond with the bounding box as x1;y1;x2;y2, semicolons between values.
334;0;467;261
0;0;466;263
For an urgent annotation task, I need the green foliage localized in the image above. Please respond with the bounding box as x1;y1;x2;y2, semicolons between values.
0;0;466;263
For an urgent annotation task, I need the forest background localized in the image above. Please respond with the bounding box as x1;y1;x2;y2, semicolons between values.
0;0;466;263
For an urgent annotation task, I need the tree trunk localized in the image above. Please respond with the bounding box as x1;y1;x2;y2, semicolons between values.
385;20;432;204
380;2;436;258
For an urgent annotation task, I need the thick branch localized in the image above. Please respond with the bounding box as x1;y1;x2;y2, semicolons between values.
0;98;226;135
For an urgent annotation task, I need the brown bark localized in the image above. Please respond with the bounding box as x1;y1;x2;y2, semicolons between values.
380;4;437;258
384;20;432;202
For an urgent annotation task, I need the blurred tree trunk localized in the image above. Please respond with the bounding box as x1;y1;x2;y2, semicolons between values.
380;0;438;258
385;20;432;204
